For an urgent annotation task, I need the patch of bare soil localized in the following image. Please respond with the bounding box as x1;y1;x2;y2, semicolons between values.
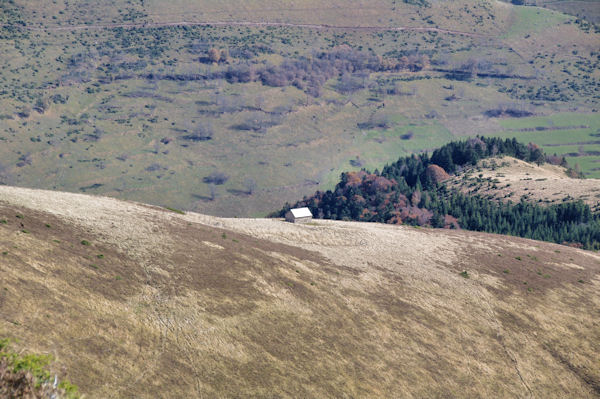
1;186;599;398
446;156;600;212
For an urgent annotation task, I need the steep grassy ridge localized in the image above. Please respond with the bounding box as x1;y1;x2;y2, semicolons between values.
0;186;599;397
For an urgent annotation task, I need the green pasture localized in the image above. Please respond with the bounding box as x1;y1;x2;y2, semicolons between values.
504;6;569;38
490;113;600;178
0;0;598;215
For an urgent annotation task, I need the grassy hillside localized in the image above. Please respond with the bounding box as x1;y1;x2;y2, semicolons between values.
0;0;598;217
447;155;600;211
0;185;599;397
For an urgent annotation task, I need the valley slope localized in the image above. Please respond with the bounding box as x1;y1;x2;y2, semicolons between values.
0;186;599;397
1;0;599;217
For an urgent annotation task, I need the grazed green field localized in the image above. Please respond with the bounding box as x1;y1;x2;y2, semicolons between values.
0;0;598;215
504;5;570;38
526;0;600;24
492;113;600;177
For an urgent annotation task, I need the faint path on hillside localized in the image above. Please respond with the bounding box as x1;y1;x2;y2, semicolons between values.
150;7;418;16
1;20;488;37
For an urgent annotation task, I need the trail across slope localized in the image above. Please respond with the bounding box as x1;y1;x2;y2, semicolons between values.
1;20;487;36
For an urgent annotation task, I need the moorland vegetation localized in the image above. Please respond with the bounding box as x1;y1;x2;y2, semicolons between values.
0;0;599;216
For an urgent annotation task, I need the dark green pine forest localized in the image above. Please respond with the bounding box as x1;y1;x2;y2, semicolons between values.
279;137;600;250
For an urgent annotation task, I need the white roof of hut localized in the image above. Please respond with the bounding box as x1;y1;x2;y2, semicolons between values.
289;207;312;218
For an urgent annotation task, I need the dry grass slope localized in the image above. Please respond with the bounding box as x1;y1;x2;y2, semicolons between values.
447;156;600;211
0;186;599;398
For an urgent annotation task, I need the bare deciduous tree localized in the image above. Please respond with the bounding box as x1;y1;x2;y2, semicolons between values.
0;162;14;185
182;121;214;142
208;183;217;201
243;178;256;195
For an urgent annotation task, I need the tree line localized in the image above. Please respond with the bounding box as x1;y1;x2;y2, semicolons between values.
277;137;600;250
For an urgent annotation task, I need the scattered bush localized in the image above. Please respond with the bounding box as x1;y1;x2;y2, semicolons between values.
50;94;68;104
400;131;414;140
231;113;280;133
357;113;390;130
181;121;213;142
243;178;256;195
484;107;533;118
0;338;79;398
16;106;31;119
350;157;365;167
145;163;163;172
203;172;229;185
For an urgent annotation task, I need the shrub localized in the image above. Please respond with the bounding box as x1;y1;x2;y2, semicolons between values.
203;172;229;185
400;132;414;140
165;207;185;215
50;94;68;104
181;122;213;142
16;106;31;118
145;163;163;172
0;338;79;398
231;113;280;133
243;178;256;195
349;157;364;167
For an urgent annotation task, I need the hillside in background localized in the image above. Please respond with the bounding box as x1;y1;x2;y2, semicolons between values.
0;0;599;216
282;137;600;249
0;185;599;397
446;155;600;211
